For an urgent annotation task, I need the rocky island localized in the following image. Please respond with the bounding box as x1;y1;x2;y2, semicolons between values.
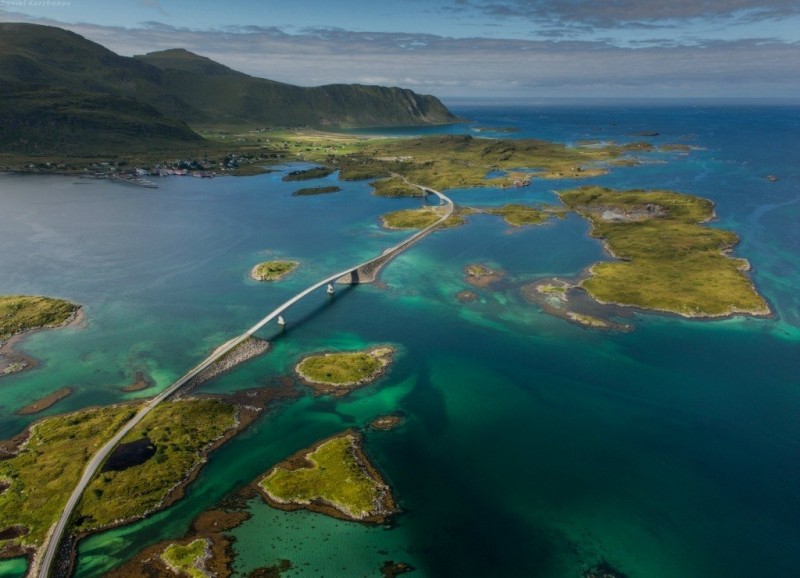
257;430;398;524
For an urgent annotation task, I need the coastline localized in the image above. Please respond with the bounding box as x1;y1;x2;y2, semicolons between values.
0;306;84;378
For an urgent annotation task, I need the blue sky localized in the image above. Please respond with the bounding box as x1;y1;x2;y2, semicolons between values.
2;0;799;98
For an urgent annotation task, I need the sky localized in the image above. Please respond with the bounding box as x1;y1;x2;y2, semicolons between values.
1;0;799;99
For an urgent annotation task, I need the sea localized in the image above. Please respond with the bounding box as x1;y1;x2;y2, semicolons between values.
0;100;798;577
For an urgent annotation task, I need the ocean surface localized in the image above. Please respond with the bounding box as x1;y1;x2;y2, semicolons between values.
0;101;798;577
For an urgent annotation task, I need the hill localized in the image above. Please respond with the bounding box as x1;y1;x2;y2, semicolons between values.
0;23;456;157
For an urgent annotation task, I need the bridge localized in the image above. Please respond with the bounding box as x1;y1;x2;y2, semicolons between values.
35;181;453;577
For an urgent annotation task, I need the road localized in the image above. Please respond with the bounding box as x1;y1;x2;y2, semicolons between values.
35;182;452;577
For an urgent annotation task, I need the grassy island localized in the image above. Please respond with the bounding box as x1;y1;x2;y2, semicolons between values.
380;206;449;230
161;538;211;578
464;264;504;288
293;185;342;196
250;260;298;281
0;295;79;341
296;346;394;396
559;186;771;318
258;430;397;523
483;204;563;227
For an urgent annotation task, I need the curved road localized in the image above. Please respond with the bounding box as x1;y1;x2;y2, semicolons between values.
36;182;453;577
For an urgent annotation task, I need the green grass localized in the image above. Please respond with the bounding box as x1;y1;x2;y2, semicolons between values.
297;351;384;385
370;177;423;197
76;398;237;531
0;405;138;551
260;432;387;520
559;186;771;317
250;260;298;281
161;538;210;578
0;295;78;340
380;206;447;229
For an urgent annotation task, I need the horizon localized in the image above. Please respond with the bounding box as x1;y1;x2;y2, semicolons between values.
1;0;799;99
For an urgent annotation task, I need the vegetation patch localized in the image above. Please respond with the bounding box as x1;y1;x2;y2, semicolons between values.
250;261;298;281
292;186;341;196
371;177;424;197
380;206;447;230
76;398;237;532
0;404;139;555
161;538;211;578
559;186;771;318
296;346;394;396
0;295;79;341
258;430;397;523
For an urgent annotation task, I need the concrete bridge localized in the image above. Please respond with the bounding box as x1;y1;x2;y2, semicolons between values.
35;181;453;577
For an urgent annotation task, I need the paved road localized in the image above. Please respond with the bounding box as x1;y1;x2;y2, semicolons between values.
35;182;452;577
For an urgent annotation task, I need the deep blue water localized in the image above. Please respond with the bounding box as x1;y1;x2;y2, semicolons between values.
0;102;798;577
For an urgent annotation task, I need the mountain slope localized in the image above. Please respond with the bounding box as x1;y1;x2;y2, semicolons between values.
135;49;456;127
0;23;457;156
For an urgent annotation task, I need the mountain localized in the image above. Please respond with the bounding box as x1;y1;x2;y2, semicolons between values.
0;23;456;155
134;48;456;127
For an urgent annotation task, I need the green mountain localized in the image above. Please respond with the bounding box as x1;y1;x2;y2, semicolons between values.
0;23;456;156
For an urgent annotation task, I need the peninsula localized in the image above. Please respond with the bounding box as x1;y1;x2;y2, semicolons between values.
0;295;81;376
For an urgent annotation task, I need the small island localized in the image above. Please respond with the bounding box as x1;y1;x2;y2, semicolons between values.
161;538;211;578
257;430;398;524
559;186;771;318
292;185;342;196
464;263;504;288
369;413;405;431
295;346;394;396
250;260;298;281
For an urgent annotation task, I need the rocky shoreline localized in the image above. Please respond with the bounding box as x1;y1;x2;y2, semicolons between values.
0;306;84;378
184;337;271;393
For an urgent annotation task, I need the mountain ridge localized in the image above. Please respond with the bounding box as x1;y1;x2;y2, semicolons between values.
0;23;457;156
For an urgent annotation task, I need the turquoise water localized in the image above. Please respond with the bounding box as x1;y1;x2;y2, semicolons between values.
1;103;799;577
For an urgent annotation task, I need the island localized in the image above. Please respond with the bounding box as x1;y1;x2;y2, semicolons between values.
369;413;406;431
0;295;81;376
292;186;342;196
295;346;394;397
250;261;299;282
257;430;398;524
161;538;211;578
464;264;504;288
559;186;771;318
0;386;296;566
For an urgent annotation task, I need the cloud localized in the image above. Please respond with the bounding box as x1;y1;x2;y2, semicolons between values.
1;12;798;97
456;0;800;27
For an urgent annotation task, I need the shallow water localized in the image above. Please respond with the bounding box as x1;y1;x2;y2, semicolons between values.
1;102;798;577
